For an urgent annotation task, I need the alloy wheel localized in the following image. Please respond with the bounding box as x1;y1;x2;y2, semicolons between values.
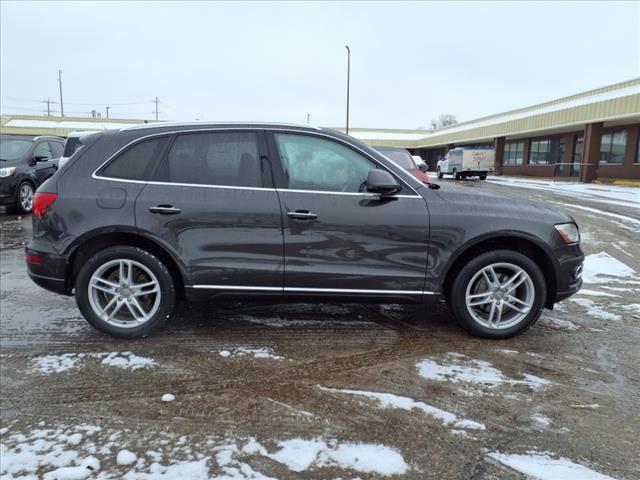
88;259;161;328
464;262;535;330
19;184;34;212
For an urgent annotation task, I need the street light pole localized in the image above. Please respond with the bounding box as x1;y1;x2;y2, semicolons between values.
106;106;110;119
58;69;64;117
345;45;350;135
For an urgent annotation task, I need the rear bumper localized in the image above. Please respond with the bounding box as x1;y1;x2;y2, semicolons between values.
25;246;71;295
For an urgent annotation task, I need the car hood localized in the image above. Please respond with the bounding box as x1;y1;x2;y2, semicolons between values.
429;182;573;224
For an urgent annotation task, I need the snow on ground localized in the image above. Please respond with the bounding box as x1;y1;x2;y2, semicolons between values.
582;252;636;284
487;451;615;480
216;347;283;360
538;316;581;331
318;386;485;431
161;393;175;402
488;176;640;208
532;415;552;428
577;289;619;298
30;352;157;374
550;202;640;228
416;353;550;394
0;422;409;479
569;298;621;321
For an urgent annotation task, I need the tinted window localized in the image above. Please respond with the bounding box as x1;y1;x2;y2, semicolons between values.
99;137;167;181
33;142;53;160
50;141;64;158
63;137;84;157
275;134;376;192
157;131;261;187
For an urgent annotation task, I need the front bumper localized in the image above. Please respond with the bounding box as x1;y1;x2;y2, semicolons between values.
0;177;18;206
552;245;584;304
25;246;70;295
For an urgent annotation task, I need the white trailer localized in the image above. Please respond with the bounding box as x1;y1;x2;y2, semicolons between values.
436;147;495;180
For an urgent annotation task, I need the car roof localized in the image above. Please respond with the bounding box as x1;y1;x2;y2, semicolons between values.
122;121;323;132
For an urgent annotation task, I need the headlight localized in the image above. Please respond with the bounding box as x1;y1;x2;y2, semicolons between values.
0;167;16;178
555;223;580;245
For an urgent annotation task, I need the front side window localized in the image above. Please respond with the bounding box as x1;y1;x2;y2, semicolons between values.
275;134;376;193
157;131;261;187
600;130;627;164
33;142;53;160
50;141;63;158
504;142;524;165
99;137;167;181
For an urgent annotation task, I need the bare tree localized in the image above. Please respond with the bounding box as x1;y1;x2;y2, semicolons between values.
430;114;458;129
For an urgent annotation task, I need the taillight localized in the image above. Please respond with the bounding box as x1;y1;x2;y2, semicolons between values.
33;192;58;220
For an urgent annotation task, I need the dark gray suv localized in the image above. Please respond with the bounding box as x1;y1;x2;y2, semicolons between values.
26;122;584;338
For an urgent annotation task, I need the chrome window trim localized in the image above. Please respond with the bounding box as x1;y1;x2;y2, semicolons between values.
189;284;435;295
91;127;423;197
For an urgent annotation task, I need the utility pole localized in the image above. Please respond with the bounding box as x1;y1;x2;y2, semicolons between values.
345;45;350;135
306;113;310;124
58;69;64;117
42;98;55;116
106;106;110;119
154;96;159;121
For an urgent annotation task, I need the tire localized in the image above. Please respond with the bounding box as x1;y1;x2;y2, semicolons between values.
453;169;460;180
75;246;176;338
437;167;444;180
16;181;35;214
479;175;487;180
448;249;546;339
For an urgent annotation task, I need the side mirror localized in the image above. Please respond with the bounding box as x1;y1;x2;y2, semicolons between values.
33;155;49;163
418;164;428;173
366;169;400;195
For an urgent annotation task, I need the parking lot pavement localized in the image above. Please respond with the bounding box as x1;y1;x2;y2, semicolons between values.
1;181;638;480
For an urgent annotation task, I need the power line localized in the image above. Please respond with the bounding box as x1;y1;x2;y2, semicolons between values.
1;96;154;106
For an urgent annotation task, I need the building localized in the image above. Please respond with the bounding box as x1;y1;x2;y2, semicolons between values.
2;78;639;182
340;78;640;183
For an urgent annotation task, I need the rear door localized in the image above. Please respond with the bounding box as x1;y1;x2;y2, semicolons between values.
135;129;284;292
268;131;430;298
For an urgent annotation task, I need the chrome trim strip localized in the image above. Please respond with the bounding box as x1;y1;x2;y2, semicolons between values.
189;284;436;295
90;127;423;197
277;188;422;199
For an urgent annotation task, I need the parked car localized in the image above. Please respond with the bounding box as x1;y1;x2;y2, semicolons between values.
374;146;431;183
26;123;583;339
437;147;495;180
0;134;64;213
412;154;427;170
58;130;101;169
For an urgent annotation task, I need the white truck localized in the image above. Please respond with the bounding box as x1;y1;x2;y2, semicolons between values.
436;147;495;180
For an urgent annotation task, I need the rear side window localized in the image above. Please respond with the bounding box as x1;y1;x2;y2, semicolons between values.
155;131;261;187
98;137;167;181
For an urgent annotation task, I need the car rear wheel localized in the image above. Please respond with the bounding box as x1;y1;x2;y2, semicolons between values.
75;246;175;338
453;169;460;180
449;250;546;338
16;181;34;214
479;174;487;180
437;167;444;179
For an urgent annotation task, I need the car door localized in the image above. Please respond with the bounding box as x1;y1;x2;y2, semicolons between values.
32;141;57;183
268;131;430;299
135;129;284;292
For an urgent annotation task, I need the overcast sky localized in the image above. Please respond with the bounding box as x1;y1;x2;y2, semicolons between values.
1;1;639;128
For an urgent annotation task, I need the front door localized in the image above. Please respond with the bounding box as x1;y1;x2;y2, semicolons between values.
32;141;58;183
268;132;430;298
135;130;284;291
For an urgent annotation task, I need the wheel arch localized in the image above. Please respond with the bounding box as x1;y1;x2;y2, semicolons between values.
442;233;558;309
66;230;186;298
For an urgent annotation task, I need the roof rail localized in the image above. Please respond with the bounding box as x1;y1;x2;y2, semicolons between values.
122;121;322;131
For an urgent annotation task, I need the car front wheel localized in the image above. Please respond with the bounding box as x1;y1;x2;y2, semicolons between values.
16;181;34;214
437;167;444;179
75;246;176;338
449;250;546;338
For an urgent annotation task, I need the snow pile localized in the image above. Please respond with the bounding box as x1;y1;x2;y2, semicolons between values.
243;438;409;476
29;352;157;374
416;353;550;393
116;449;137;465
216;347;283;360
161;393;175;402
488;451;615;480
582;252;636;284
319;386;485;431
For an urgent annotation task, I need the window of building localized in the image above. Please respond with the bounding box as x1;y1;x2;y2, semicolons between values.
504;142;524;165
99;137;167;181
529;140;551;164
600;130;627;164
275;134;376;193
157;132;261;187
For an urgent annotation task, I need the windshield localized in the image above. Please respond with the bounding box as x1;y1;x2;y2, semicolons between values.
0;138;31;161
380;149;416;170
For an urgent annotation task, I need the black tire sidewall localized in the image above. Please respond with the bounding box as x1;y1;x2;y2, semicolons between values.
450;249;547;339
16;181;34;214
75;246;175;338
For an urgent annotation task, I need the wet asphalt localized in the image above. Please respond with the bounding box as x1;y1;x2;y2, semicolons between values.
0;180;639;479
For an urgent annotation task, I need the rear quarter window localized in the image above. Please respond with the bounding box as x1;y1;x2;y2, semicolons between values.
97;137;167;181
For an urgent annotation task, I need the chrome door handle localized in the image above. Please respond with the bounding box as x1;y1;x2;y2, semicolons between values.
149;205;181;215
287;210;318;220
